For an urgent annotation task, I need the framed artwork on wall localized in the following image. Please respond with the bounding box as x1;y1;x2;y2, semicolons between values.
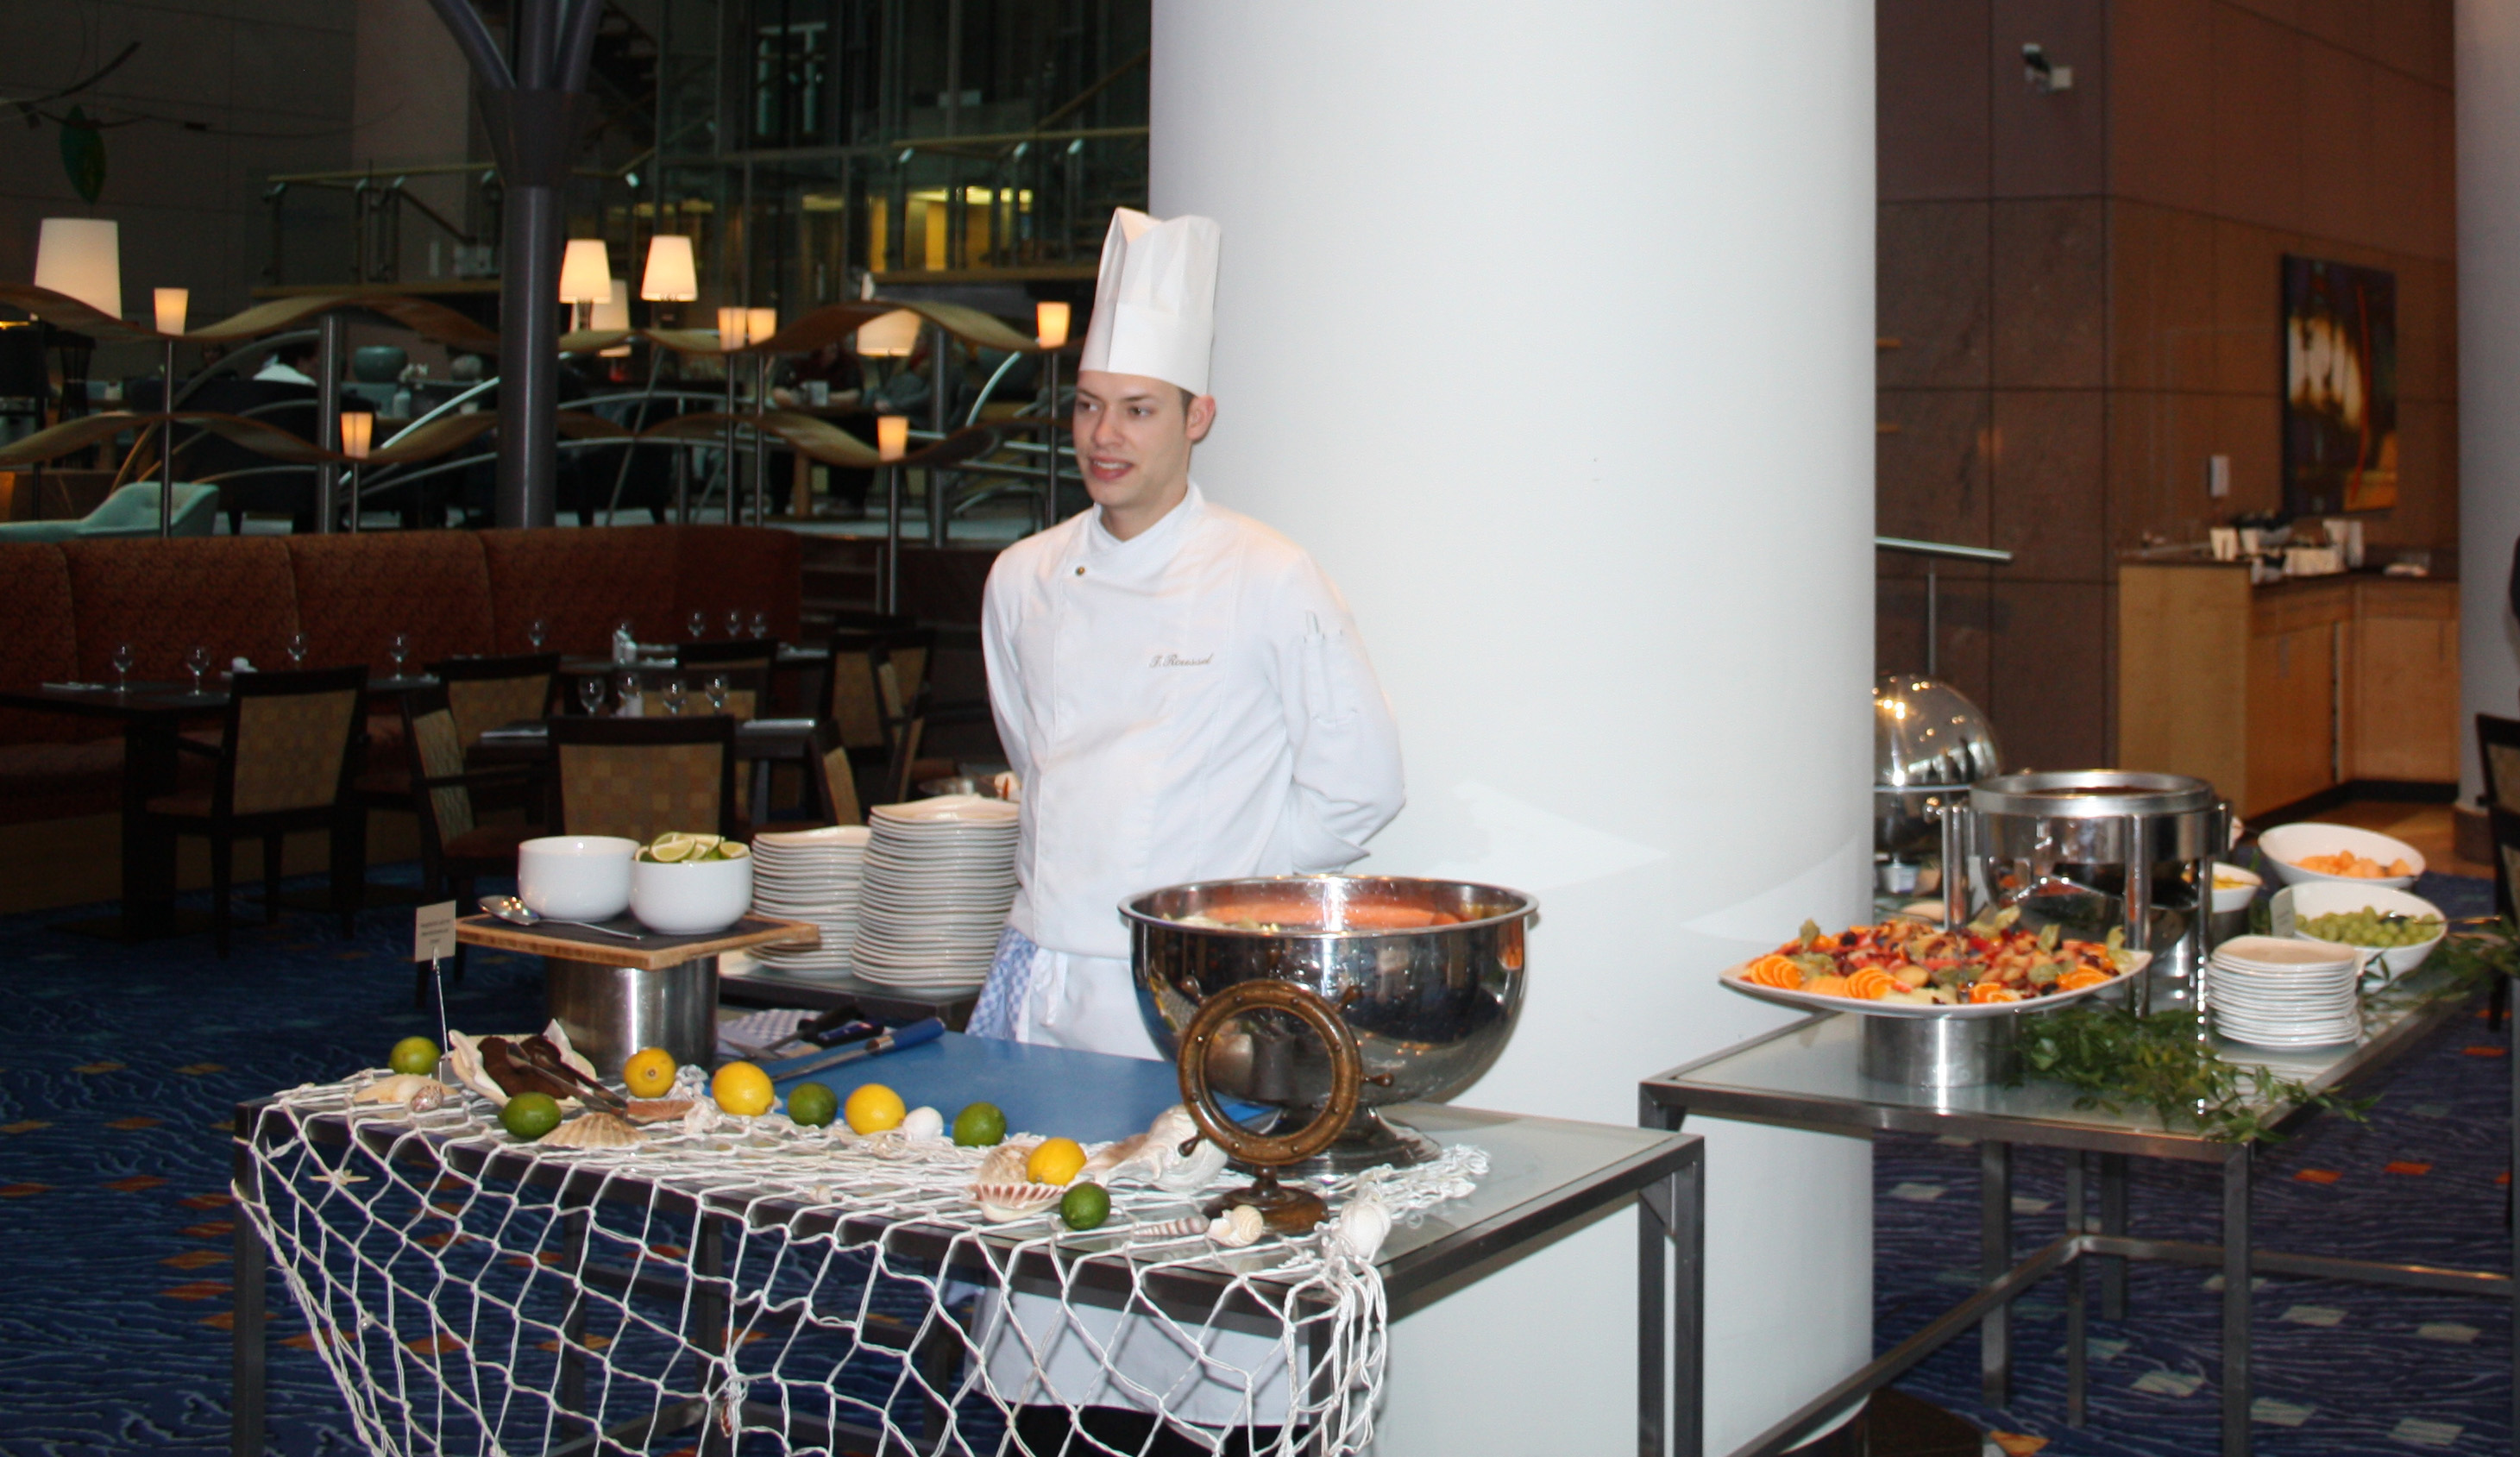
2283;255;2397;515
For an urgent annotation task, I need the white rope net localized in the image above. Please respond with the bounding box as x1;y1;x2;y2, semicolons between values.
234;1064;1486;1456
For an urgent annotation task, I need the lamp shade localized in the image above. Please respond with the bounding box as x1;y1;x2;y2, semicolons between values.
558;239;612;304
747;307;777;349
340;410;374;460
640;235;699;301
154;288;189;336
1035;300;1071;349
589;278;631;332
716;305;749;350
35;217;121;318
877;415;908;462
857;309;921;357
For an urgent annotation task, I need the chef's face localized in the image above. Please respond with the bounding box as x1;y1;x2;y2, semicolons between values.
1074;369;1216;536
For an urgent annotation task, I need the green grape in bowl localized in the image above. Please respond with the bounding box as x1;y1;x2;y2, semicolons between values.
2299;907;2445;949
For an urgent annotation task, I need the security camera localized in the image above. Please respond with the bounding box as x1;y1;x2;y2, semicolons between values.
2022;43;2074;94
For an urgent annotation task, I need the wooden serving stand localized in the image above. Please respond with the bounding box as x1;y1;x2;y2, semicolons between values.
456;914;821;1072
453;914;820;968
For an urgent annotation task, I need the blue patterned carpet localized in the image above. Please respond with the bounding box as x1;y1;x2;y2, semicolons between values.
0;869;2509;1454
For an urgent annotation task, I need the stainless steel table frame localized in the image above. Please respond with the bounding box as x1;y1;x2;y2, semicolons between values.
229;1100;1706;1456
1639;979;2516;1457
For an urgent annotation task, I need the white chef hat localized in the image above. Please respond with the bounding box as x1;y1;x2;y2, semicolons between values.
1077;208;1222;396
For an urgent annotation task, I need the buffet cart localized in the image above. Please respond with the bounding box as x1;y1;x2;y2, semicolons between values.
1642;965;2514;1457
231;1033;1706;1456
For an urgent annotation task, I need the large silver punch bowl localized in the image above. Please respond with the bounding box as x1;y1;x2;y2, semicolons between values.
1127;876;1537;1172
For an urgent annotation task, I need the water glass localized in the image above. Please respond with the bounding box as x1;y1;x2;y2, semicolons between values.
615;671;641;716
576;675;606;715
663;678;688;716
387;633;411;676
285;632;308;666
183;644;211;694
110;644;133;692
724;609;744;638
749;611;768;640
706;675;728;713
688;610;708;640
527;619;550;650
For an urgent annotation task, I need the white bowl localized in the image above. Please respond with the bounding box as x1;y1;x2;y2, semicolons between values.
2256;822;2424;890
2209;863;2263;914
631;852;755;935
2272;881;2448;979
516;836;638;921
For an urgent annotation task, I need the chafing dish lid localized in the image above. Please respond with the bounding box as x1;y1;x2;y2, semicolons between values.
1874;674;2002;788
1970;769;2219;818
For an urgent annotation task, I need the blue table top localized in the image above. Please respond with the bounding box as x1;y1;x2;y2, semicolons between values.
761;1030;1204;1143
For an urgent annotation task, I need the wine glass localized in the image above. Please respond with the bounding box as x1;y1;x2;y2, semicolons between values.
182;645;211;695
285;632;308;666
749;611;769;640
688;609;708;641
110;644;134;693
724;609;744;638
615;671;641;715
387;633;411;678
576;675;606;715
663;678;688;716
706;675;728;713
527;619;550;650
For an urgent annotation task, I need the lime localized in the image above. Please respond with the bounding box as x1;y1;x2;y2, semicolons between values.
845;1082;908;1134
952;1102;1007;1148
712;1061;775;1117
713;842;751;861
621;1047;677;1099
787;1082;838;1128
1027;1137;1087;1186
1059;1182;1110;1232
388;1036;440;1077
500;1092;562;1140
645;840;700;864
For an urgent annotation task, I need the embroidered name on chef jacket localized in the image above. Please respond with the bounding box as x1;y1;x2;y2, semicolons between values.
1149;652;1213;669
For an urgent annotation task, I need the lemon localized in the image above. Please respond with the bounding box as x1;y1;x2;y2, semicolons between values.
786;1082;838;1128
622;1047;677;1099
500;1092;562;1140
711;1061;775;1117
845;1082;907;1134
388;1036;440;1077
1027;1137;1087;1186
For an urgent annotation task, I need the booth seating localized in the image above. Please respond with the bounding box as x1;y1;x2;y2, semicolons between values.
0;525;803;828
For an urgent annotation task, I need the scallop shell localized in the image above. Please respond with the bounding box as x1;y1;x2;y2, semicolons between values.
542;1112;643;1149
353;1074;449;1110
972;1182;1067;1222
974;1139;1041;1184
1208;1204;1266;1247
625;1099;696;1124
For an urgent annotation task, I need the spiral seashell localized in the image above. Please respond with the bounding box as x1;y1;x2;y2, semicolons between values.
1154;1137;1230;1192
353;1074;449;1109
1129;1215;1214;1240
1324;1195;1392;1265
542;1111;643;1149
1207;1204;1266;1247
971;1182;1066;1222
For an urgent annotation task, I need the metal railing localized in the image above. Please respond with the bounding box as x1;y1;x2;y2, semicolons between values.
1875;536;2015;680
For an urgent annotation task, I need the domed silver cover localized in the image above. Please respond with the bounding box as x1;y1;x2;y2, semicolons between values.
1875;674;2002;788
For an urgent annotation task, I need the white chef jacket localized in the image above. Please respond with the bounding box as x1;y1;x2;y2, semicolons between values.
983;482;1405;967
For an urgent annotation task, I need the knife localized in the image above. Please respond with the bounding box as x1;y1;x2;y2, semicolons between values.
764;1017;946;1081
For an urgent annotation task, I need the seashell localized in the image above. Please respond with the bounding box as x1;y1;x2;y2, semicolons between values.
901;1106;945;1140
1154;1136;1231;1192
1084;1105;1204;1184
1130;1215;1214;1240
443;1032;506;1107
354;1074;449;1110
1207;1204;1266;1247
1324;1194;1392;1265
542;1111;643;1149
625;1099;696;1124
971;1182;1066;1222
974;1139;1041;1184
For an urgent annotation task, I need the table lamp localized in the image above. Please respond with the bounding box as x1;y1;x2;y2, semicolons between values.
877;415;908;462
340;410;374;536
35;217;121;317
560;239;612;330
151;288;190;534
154;288;189;336
716;305;750;351
640;236;698;301
592;279;632;357
856;309;920;358
1035;301;1070;349
747;307;777;349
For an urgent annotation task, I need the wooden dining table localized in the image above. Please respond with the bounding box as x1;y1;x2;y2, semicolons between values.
0;674;437;941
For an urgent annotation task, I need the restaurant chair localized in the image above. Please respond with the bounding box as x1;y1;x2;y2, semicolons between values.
827;628;938;807
2473;713;2520;1027
677;637;781;674
430;651;563;751
809;719;864;826
549;713;742;846
399;683;539;1006
139;665;368;956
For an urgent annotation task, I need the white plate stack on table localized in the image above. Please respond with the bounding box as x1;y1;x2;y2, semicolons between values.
852;794;1020;995
744;826;870;978
2206;934;2364;1048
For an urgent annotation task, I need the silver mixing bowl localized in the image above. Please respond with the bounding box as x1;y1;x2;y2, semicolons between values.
1126;875;1536;1171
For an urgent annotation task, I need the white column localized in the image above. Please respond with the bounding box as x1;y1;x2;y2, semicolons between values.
2460;1;2520;800
1153;6;1877;1453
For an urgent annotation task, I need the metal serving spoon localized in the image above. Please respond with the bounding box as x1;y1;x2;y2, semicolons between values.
478;895;643;939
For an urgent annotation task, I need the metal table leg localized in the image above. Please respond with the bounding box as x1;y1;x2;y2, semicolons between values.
1635;1096;1702;1457
558;1207;590;1436
2221;1146;2253;1457
2506;978;2516;1450
2099;1152;2130;1319
1981;1140;2013;1409
2064;1152;2087;1428
231;1140;267;1457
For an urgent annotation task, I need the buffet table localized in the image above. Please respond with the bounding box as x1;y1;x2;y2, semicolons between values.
230;1034;1706;1455
1641;972;2511;1457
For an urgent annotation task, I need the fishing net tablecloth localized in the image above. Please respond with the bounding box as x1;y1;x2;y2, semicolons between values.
233;1073;1486;1456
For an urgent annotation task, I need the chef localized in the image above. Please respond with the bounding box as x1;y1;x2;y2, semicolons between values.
971;208;1405;1056
967;208;1405;1453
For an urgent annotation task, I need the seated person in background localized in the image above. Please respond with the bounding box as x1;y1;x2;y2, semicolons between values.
770;342;864;410
255;339;320;385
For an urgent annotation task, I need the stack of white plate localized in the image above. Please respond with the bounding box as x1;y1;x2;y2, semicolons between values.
2206;934;2363;1048
745;826;870;977
852;795;1021;994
